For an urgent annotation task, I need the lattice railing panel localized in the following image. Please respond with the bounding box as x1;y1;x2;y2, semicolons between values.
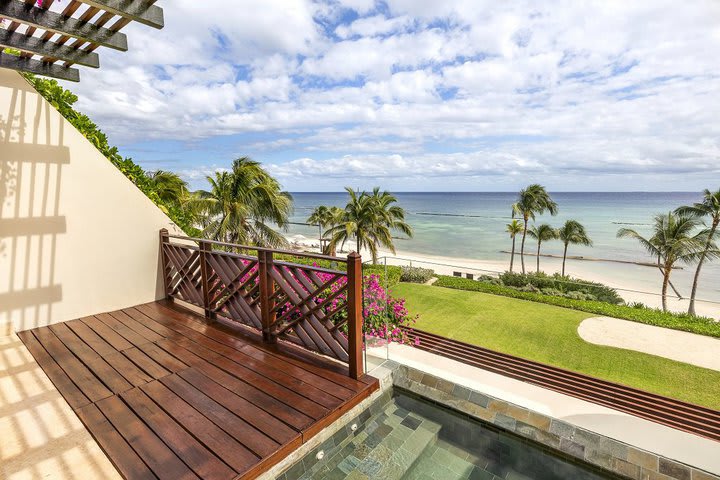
268;263;350;361
162;243;203;308
205;251;261;330
159;230;364;378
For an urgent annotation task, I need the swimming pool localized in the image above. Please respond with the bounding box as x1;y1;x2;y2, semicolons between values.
289;389;616;479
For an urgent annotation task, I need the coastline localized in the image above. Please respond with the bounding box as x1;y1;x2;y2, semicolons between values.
285;235;720;319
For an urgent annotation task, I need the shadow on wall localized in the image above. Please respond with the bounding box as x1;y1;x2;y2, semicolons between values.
1;79;67;332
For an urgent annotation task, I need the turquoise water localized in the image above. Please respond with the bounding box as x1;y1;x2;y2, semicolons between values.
293;390;615;480
286;192;720;305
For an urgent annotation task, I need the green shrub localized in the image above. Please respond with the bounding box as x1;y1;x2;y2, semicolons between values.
497;271;623;304
434;275;720;338
364;264;402;287
400;266;435;283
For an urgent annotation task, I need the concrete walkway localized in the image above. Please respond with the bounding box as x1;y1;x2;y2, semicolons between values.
367;343;720;475
578;317;720;372
0;332;121;480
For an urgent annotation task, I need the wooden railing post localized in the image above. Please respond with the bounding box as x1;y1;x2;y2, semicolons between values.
259;250;276;343
159;229;170;298
347;251;363;379
199;239;213;320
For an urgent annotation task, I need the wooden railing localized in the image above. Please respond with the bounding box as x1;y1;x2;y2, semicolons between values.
159;229;364;379
402;326;720;442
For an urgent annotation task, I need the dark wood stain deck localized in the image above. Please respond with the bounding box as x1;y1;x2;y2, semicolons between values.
18;300;379;480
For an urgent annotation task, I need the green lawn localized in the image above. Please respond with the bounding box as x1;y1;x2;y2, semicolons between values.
392;283;720;410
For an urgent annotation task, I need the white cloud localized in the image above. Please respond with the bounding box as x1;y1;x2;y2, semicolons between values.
57;0;720;191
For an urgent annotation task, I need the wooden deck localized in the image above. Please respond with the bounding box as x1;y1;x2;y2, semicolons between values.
17;300;379;480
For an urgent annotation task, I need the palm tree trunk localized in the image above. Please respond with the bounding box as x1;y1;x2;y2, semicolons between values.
536;241;541;273
509;236;516;272
562;244;568;276
687;220;718;316
318;224;323;253
661;267;670;312
356;236;361;255
520;219;528;274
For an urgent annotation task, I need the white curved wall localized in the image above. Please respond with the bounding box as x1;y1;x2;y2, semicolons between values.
0;69;184;333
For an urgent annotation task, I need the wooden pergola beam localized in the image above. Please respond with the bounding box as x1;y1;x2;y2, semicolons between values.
0;29;100;67
0;51;80;81
0;0;129;51
80;0;163;29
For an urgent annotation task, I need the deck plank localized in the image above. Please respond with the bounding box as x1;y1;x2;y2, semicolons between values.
141;380;260;475
160;374;281;457
122;388;236;479
97;395;200;480
75;404;158;480
48;323;133;394
33;327;113;402
108;310;166;343
96;312;154;348
81;316;134;351
16;329;90;409
176;368;300;445
17;300;379;480
155;339;315;431
65;318;118;356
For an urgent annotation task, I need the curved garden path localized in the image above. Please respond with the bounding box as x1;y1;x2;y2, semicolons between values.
578;317;720;372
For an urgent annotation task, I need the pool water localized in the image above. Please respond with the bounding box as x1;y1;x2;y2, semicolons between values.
298;390;615;480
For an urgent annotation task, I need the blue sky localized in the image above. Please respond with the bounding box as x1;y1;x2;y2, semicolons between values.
61;0;720;192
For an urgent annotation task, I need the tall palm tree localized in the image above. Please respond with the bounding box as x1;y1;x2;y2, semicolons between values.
307;205;346;254
327;187;413;263
308;205;332;253
558;220;592;276
527;223;557;273
147;170;188;206
617;212;705;312
675;189;720;315
191;157;293;247
512;184;558;274
506;220;524;273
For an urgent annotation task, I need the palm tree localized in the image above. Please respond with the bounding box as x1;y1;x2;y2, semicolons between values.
327;187;413;263
527;223;557;273
512;184;558;274
617;212;705;312
675;189;720;315
506;220;524;273
307;205;346;254
191;157;293;247
558;220;592;276
147;170;188;206
308;205;332;253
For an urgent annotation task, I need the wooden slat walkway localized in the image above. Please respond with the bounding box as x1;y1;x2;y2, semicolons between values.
18;300;379;480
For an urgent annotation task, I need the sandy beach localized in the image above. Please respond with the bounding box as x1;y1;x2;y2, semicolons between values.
286;235;720;319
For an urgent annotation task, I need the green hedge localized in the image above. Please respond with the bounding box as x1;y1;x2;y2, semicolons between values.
274;253;401;287
434;275;720;339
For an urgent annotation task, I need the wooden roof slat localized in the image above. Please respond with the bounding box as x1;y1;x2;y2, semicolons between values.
80;0;163;29
0;51;80;81
0;0;162;80
0;0;129;51
0;29;100;67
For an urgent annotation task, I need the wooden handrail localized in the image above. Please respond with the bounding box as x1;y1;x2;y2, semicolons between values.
159;229;364;379
163;233;349;263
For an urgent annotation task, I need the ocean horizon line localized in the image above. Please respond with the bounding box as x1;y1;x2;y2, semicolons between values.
287;190;701;194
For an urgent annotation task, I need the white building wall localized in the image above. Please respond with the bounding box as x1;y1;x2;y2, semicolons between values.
0;69;184;333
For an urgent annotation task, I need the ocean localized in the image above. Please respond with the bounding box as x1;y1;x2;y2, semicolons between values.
284;192;720;307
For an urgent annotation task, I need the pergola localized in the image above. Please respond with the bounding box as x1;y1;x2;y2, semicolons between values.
0;0;163;81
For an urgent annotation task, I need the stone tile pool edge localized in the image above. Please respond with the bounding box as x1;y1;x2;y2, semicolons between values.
262;361;719;480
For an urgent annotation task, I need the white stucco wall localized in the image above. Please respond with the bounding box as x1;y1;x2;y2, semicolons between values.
0;69;184;333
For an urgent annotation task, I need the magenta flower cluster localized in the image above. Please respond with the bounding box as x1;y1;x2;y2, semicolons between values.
218;259;418;346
